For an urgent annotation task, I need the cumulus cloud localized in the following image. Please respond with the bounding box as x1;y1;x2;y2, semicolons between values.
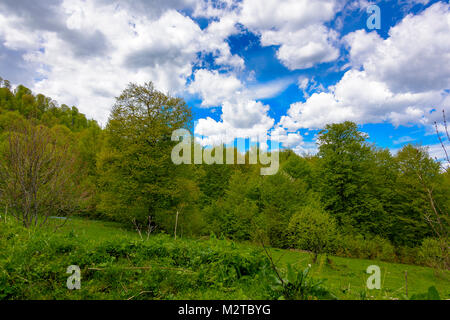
1;0;448;155
260;24;340;70
279;2;450;130
189;69;295;147
190;72;280;146
238;0;337;31
195;98;275;146
221;99;273;129
0;0;109;57
238;0;340;70
271;126;303;147
0;0;244;124
344;3;450;93
95;0;198;19
188;69;243;107
188;69;293;107
192;0;342;70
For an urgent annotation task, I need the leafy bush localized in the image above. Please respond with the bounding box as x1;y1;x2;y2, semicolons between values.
409;286;441;300
335;234;396;262
287;206;338;262
0;220;271;300
418;238;449;270
395;246;420;265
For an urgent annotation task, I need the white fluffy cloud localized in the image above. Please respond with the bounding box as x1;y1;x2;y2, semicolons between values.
192;0;341;70
270;126;303;148
238;0;340;70
1;0;448;155
280;69;444;129
188;69;243;107
221;99;273;129
280;2;450;130
238;0;337;31
0;0;244;124
195;98;275;146
260;24;340;70
189;69;296;147
344;3;450;93
188;69;293;107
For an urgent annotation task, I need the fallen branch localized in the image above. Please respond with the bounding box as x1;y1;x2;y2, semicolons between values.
87;265;195;274
127;291;153;300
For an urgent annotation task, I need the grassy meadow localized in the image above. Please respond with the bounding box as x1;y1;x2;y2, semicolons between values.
1;217;448;300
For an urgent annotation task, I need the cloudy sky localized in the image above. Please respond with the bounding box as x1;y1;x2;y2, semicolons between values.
0;0;449;157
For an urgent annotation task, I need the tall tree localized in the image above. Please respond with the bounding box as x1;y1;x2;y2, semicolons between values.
317;122;389;236
393;145;445;246
97;82;192;225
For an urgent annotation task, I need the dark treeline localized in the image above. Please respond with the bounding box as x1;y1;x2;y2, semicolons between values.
0;78;448;267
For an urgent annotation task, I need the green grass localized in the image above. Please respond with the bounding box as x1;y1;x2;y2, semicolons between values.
1;217;271;300
269;248;449;300
4;217;449;300
62;217;450;299
49;217;140;242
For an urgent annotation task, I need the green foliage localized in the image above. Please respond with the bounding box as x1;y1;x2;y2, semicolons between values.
97;82;192;225
0;80;93;132
287;206;338;261
0;78;102;219
0;122;84;227
281;151;316;189
1;74;448;289
418;238;449;270
198;163;233;203
2;217;448;300
317;122;390;237
0;219;271;300
390;145;442;246
270;264;337;300
335;234;396;262
409;286;441;300
203;164;309;247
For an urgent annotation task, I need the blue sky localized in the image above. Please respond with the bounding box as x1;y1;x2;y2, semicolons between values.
0;0;449;159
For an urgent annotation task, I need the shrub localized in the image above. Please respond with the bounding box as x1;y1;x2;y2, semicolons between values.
0;219;271;299
418;238;449;270
375;236;396;261
335;234;396;262
269;264;337;300
287;206;338;262
409;286;442;300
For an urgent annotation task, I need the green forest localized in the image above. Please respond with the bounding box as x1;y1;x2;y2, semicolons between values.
0;78;448;300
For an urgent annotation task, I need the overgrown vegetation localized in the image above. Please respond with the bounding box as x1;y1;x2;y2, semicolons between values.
1;218;447;300
0;77;448;300
0;218;274;300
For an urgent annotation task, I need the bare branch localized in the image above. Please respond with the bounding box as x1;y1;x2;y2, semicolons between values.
259;237;285;287
0;123;81;227
443;110;450;143
434;121;450;165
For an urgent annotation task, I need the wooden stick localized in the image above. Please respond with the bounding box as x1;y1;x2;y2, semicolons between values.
174;210;179;240
127;291;153;300
405;271;408;297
